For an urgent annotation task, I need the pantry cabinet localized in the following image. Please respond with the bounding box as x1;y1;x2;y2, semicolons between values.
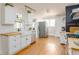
1;5;16;24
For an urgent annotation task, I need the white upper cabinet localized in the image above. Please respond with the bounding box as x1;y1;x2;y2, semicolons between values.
23;10;33;25
27;13;33;24
1;4;16;24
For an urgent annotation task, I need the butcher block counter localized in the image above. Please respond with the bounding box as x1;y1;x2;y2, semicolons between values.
0;32;21;36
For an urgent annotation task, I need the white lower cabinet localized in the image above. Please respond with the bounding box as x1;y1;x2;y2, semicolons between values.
9;35;21;54
0;35;21;55
0;33;32;55
26;36;32;45
9;45;16;54
21;36;27;49
21;35;32;49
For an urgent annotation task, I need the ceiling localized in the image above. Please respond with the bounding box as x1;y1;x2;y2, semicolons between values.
26;3;77;19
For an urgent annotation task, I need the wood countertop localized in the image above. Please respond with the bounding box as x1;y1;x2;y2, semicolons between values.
0;32;21;36
66;32;74;34
68;38;79;41
60;32;74;34
62;31;79;34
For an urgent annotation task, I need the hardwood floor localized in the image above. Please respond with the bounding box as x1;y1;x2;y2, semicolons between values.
16;37;67;55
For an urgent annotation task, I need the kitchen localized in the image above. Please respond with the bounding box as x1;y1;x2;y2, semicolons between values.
0;3;79;55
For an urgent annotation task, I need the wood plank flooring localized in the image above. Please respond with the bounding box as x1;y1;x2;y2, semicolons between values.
16;37;67;55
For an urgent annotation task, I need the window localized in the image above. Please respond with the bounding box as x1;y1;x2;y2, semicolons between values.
49;19;55;27
45;19;55;27
45;20;50;26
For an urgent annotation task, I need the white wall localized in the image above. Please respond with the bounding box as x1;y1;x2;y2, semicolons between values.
48;27;56;36
48;16;65;37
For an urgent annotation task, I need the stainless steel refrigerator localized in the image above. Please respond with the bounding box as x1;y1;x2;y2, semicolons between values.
38;22;48;38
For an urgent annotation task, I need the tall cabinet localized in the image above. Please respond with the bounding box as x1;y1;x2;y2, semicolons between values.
21;7;36;49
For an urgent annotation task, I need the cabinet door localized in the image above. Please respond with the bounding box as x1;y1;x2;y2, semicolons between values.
28;14;33;24
0;36;2;54
31;31;36;43
2;6;16;24
9;35;21;54
0;36;8;55
15;35;21;51
9;45;16;54
21;36;27;49
5;6;16;24
9;36;17;54
22;12;28;24
26;36;32;45
9;36;16;45
23;13;33;25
